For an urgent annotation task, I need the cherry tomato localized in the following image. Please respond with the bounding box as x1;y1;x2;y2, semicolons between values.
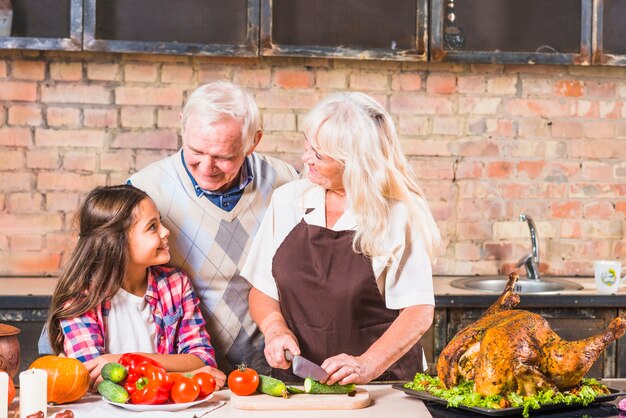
170;377;200;404
168;372;185;385
192;372;216;397
227;365;259;396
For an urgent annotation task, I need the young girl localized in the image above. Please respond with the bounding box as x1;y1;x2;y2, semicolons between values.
46;184;226;389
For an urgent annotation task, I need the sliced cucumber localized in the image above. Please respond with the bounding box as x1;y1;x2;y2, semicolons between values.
287;386;306;394
303;377;356;394
258;374;289;398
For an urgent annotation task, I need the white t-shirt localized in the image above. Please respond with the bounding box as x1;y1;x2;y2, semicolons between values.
241;179;435;310
105;288;158;354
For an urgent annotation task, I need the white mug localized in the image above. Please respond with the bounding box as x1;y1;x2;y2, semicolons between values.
594;260;625;294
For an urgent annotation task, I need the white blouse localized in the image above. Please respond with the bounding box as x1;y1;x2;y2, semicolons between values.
241;179;434;310
106;288;158;354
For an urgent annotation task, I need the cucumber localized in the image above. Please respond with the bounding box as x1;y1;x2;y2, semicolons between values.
101;362;128;383
98;379;130;404
303;377;356;394
258;374;289;398
287;386;306;394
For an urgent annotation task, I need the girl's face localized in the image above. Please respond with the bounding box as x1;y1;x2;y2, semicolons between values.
301;138;344;192
127;198;170;270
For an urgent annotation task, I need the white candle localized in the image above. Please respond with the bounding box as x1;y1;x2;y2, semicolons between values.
0;371;8;418
19;369;47;418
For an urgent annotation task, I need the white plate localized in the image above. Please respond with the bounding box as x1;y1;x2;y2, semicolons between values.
102;394;213;412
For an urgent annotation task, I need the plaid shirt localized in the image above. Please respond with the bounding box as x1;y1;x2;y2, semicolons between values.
61;266;217;367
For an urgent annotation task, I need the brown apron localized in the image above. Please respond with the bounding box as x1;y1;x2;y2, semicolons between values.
271;217;423;382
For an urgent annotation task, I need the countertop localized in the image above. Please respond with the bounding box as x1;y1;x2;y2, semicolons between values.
9;381;626;418
3;276;626;309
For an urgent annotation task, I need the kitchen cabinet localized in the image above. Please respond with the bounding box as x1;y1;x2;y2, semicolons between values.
260;0;428;61
430;0;592;65
0;0;81;51
422;305;624;378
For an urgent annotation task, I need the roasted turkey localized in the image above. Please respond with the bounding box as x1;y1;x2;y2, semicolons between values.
437;272;626;397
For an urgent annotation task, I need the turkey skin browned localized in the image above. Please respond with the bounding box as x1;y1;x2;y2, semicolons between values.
436;272;626;397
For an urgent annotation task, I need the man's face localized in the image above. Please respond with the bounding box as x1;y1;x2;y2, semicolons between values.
182;113;250;193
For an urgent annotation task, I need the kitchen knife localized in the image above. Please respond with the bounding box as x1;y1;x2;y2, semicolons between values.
284;350;328;381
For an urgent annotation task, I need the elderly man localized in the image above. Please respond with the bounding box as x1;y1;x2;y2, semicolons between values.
128;81;298;374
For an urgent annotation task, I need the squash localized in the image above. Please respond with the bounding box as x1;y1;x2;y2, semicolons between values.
29;355;89;404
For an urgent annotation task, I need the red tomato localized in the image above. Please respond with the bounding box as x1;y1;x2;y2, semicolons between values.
168;372;185;385
192;372;216;397
170;377;200;404
227;366;259;396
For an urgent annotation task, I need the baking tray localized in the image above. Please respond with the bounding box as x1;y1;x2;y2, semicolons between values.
392;383;626;417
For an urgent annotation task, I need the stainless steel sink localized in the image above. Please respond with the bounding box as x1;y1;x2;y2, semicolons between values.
450;277;584;294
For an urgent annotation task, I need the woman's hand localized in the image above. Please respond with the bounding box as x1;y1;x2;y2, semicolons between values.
321;353;378;386
187;365;226;390
263;326;300;370
84;353;121;392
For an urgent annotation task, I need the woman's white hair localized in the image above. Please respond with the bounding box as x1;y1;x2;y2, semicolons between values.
303;92;442;262
180;81;260;152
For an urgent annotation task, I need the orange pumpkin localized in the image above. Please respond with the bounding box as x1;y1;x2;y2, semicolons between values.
29;355;89;404
8;377;15;404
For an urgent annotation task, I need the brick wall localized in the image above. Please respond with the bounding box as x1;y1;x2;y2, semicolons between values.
0;50;624;277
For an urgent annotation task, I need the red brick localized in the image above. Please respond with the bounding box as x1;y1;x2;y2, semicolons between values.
161;65;194;84
467;117;486;135
0;81;37;101
426;74;456;94
517;160;545;179
560;220;582;239
599;101;622;119
397;116;431;136
487;77;517;95
274;69;314;89
50;62;83;81
0;150;24;170
46;192;80;212
583;121;615;138
47;107;81;127
37;172;107;191
391;73;422;91
0;60;6;77
575;100;599;117
135;151;172;170
455;242;481;260
350;72;388;91
582;161;613;180
124;63;158;82
432;117;462;135
197;68;232;84
121;107;155;128
46;231;75;252
486;161;514;178
410;159;454;179
35;129;107;148
26;150;60;169
7;193;43;214
11;60;45;80
483;242;514;260
618;164;626;179
457;222;492;240
570;183;617;199
555;80;583;97
0;173;32;193
255;91;321;110
486;119;515;137
613;241;626;259
459;97;501;115
0;252;61;275
233;69;271;89
0;213;63;232
459;181;499;199
455;160;484;179
584;201;614;218
507;98;574;117
569;140;626;159
550;120;582;138
8;105;42;126
263;112;296;132
116;87;182;106
457;199;511;220
63;151;97;171
457;76;485;94
521;78;552;96
390;95;453;114
586;81;616;98
0;128;31;146
84;108;118;128
87;63;120;81
157;109;180;129
454;140;499;157
101;150;134;171
42;84;111;104
315;69;348;89
517;119;550;138
10;234;43;250
112;131;179;149
582;220;622;238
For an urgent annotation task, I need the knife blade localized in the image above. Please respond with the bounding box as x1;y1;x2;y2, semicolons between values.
285;350;328;381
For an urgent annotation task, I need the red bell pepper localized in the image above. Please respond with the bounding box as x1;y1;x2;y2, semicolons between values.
118;353;164;370
128;362;171;405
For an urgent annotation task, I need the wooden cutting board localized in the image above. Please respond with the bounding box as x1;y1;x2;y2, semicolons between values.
230;387;370;410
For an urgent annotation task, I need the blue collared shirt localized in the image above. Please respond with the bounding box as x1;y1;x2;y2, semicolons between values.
181;150;253;212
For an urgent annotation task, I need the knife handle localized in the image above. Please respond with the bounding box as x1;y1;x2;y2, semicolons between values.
284;349;293;362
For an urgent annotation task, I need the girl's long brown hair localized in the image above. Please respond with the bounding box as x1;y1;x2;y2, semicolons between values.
46;184;149;354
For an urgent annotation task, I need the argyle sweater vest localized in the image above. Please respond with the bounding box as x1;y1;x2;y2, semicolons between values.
129;150;298;374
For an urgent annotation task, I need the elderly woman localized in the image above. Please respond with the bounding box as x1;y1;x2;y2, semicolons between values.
241;92;441;385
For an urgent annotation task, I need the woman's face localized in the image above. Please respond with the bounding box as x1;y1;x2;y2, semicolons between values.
301;138;344;192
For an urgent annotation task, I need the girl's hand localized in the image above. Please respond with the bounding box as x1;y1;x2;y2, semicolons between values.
321;353;377;386
84;354;121;392
188;365;226;390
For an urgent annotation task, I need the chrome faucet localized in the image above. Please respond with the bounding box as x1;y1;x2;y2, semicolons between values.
516;213;540;281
